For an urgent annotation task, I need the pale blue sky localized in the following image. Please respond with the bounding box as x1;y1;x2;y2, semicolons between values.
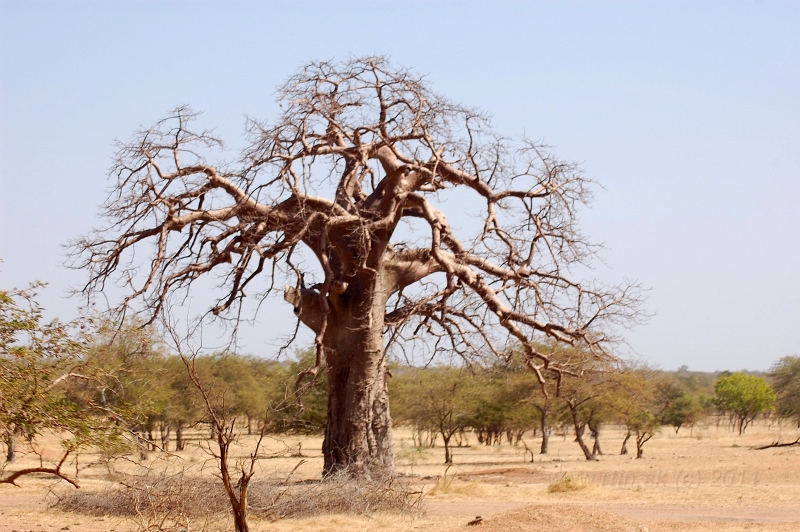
1;1;798;371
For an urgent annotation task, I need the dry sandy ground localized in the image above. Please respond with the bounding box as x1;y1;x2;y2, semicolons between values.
1;420;799;531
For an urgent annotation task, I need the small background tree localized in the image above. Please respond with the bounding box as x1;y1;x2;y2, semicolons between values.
769;356;800;428
391;366;472;464
557;371;610;461
660;391;706;434
714;372;775;434
612;369;664;458
1;283;126;487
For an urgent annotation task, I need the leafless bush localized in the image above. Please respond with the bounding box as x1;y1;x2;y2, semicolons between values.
51;468;220;531
51;465;423;527
250;466;423;520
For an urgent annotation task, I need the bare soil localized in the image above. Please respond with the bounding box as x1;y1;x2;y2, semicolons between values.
1;420;799;531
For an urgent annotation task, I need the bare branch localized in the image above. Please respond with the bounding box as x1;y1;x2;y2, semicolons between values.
71;56;645;475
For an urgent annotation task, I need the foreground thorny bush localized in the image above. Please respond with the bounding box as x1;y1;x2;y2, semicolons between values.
251;467;423;520
51;469;222;531
52;466;423;529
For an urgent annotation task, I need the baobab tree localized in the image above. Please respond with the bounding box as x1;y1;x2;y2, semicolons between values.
73;56;642;476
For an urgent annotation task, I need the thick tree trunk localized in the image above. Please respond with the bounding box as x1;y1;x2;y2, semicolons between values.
321;277;394;476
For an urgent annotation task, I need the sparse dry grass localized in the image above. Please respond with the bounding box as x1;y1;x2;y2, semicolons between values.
2;420;799;531
51;462;422;530
547;472;591;492
426;477;486;498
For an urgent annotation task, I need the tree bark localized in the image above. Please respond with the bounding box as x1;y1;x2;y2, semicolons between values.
589;420;603;456
620;430;631;455
176;425;185;451
135;430;148;460
635;431;651;459
216;432;249;532
442;434;453;464
537;402;550;454
319;275;394;476
592;436;602;456
574;425;595;461
569;405;595;461
5;430;16;462
160;422;171;452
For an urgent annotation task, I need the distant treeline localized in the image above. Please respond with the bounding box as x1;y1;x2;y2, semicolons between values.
62;324;800;463
4;312;798;465
389;359;797;463
60;324;330;455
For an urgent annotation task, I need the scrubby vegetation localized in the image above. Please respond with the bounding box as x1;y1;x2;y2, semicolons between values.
547;473;591;492
52;463;422;529
3;283;799;531
3;304;792;472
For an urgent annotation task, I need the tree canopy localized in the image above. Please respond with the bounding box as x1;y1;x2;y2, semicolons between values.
769;356;800;427
714;372;775;434
0;284;125;486
71;56;643;474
